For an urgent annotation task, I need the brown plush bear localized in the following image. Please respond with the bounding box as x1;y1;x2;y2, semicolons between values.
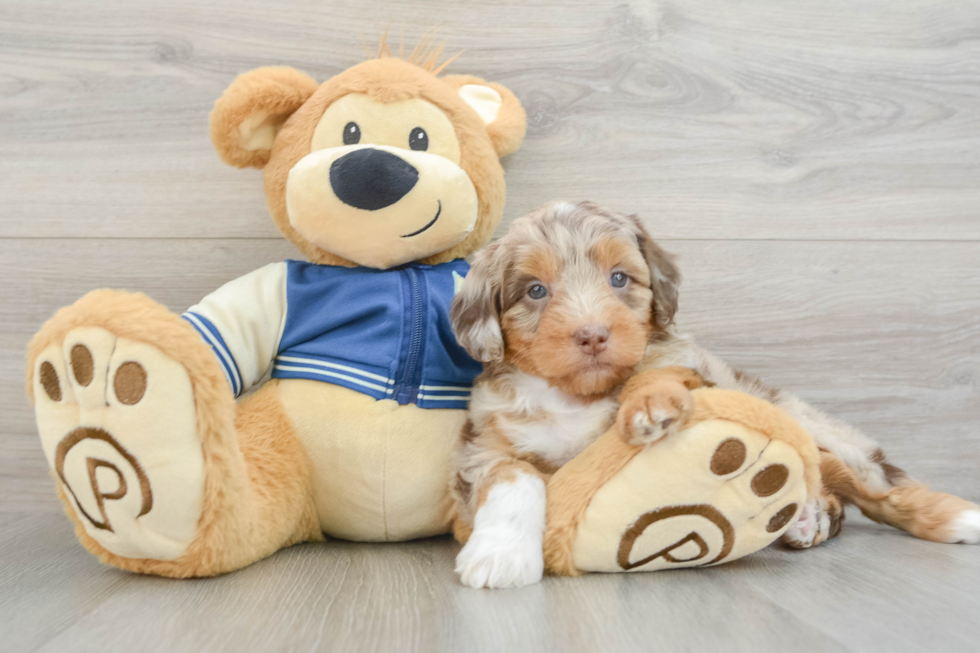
26;50;526;577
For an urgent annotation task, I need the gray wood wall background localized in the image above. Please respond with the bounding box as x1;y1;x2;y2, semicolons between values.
3;2;980;651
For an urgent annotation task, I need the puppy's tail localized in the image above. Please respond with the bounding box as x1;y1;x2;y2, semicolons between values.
821;452;980;544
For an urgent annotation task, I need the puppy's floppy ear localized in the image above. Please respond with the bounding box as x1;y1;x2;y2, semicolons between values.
210;67;319;169
442;75;527;158
628;215;681;329
450;242;506;363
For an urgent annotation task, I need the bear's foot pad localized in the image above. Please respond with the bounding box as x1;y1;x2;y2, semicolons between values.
545;389;817;576
33;327;205;560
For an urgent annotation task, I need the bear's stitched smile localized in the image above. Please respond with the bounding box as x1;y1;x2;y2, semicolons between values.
401;200;442;238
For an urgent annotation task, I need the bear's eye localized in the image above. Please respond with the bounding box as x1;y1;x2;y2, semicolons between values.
610;272;629;288
528;284;548;300
409;127;428;151
343;121;361;145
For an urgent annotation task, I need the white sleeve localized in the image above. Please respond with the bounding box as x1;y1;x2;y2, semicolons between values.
182;262;288;396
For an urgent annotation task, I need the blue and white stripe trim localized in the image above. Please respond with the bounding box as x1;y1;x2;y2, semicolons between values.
182;312;243;397
416;383;473;410
271;355;473;408
272;354;395;400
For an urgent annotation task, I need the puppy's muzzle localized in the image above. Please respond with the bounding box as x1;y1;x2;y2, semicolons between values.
329;148;419;211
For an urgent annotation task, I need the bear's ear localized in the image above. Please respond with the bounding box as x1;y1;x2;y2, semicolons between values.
442;75;527;158
210;67;319;169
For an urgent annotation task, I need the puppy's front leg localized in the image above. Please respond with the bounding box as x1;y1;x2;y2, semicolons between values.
617;366;706;446
455;463;546;589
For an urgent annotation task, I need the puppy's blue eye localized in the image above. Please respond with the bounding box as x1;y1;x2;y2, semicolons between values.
343;122;361;145
528;284;548;300
610;272;628;288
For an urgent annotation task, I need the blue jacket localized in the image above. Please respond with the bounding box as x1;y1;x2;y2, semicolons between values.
182;259;481;410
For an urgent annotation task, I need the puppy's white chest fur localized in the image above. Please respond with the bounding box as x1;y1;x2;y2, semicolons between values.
488;372;618;468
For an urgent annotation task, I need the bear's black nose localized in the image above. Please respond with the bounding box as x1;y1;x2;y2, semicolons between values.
329;148;419;211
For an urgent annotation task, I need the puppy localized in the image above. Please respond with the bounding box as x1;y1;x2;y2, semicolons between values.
449;200;980;589
448;203;707;589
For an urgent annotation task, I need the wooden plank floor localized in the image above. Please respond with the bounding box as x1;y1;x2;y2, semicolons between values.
1;0;979;651
2;512;980;653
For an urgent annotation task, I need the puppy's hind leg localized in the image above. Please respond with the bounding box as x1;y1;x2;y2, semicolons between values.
820;452;980;544
678;344;978;546
778;391;980;546
781;485;844;550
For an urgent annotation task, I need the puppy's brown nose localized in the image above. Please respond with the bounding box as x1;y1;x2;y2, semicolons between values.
574;325;609;355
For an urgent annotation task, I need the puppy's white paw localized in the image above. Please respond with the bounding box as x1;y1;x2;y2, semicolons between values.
458;473;546;589
455;529;544;589
617;381;695;448
627;407;681;446
949;509;980;544
781;498;830;549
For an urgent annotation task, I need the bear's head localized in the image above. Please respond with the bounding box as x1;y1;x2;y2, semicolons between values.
210;55;526;269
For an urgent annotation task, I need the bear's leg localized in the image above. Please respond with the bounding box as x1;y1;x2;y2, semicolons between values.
28;290;321;577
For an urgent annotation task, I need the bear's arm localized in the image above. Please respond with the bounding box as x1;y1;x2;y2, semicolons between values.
181;262;288;396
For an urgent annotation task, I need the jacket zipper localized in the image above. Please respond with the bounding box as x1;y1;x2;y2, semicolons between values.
396;266;426;405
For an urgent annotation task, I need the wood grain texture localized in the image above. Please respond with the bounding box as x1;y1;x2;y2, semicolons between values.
1;0;979;240
2;0;979;650
2;512;979;653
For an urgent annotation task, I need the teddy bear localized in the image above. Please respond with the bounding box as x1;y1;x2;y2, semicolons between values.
26;48;528;577
26;46;816;581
